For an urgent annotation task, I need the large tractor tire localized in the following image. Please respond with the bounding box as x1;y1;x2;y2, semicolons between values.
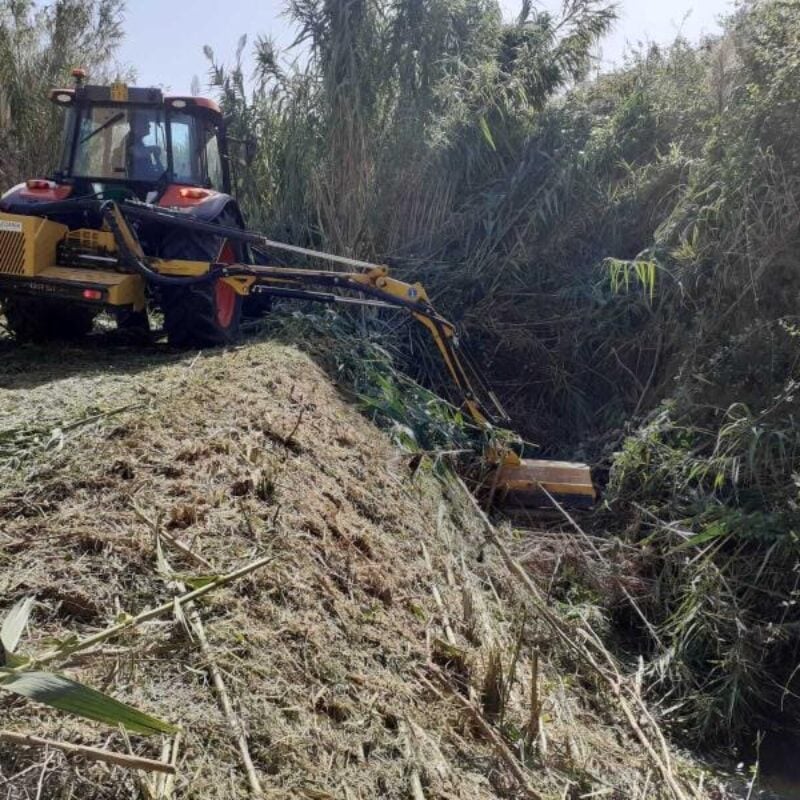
159;208;243;348
1;296;96;343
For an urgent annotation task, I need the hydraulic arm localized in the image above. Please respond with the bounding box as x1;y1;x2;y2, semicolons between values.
103;200;506;427
109;201;595;507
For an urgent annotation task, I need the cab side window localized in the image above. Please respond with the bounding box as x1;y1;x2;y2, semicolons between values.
202;121;223;191
169;112;223;190
169;116;194;184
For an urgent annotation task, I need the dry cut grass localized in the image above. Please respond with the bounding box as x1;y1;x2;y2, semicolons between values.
0;332;724;798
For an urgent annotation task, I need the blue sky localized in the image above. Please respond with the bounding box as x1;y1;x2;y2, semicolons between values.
116;0;734;95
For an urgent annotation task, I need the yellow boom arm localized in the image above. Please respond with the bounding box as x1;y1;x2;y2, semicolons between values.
107;202;595;507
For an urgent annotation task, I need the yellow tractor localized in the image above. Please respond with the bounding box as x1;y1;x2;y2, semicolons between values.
0;72;594;509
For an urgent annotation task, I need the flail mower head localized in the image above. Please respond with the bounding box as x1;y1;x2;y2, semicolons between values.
489;453;595;510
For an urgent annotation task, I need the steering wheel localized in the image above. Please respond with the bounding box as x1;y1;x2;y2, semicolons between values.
142;145;164;178
151;147;165;174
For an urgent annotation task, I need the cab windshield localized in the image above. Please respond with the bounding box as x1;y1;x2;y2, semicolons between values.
71;105;167;182
64;104;224;190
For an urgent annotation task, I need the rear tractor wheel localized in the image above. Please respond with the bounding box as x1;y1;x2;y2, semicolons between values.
159;210;243;348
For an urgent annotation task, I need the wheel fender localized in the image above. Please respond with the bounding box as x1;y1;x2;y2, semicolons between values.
157;186;244;225
0;181;73;213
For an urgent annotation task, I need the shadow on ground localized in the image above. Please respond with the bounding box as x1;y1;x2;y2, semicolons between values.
0;329;199;392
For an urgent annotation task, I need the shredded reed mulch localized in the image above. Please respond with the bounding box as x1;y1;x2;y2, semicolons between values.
0;333;721;798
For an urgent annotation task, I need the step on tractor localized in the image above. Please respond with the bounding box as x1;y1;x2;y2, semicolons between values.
0;71;595;509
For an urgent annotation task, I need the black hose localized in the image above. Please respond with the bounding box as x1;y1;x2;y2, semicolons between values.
100;201;224;287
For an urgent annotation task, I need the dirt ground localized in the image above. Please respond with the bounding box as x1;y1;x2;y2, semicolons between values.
0;329;725;799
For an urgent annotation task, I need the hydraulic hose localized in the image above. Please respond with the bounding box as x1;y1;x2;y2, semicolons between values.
118;202;383;271
100;201;226;287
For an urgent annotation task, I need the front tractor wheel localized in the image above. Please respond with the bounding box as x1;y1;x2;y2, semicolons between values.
1;296;96;343
159;211;243;348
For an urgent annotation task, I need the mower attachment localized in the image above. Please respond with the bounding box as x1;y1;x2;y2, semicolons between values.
490;455;595;510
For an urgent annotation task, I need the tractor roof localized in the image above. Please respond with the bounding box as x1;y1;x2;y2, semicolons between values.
49;83;222;116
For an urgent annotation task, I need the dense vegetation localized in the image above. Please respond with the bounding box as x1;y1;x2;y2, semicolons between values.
210;0;800;751
0;0;122;186
2;0;800;756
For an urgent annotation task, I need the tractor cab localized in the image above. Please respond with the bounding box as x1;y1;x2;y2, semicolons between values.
49;74;230;202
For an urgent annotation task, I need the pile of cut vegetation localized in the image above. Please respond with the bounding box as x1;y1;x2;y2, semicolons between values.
0;333;726;799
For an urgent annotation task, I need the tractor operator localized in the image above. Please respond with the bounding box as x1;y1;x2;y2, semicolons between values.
127;116;164;180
